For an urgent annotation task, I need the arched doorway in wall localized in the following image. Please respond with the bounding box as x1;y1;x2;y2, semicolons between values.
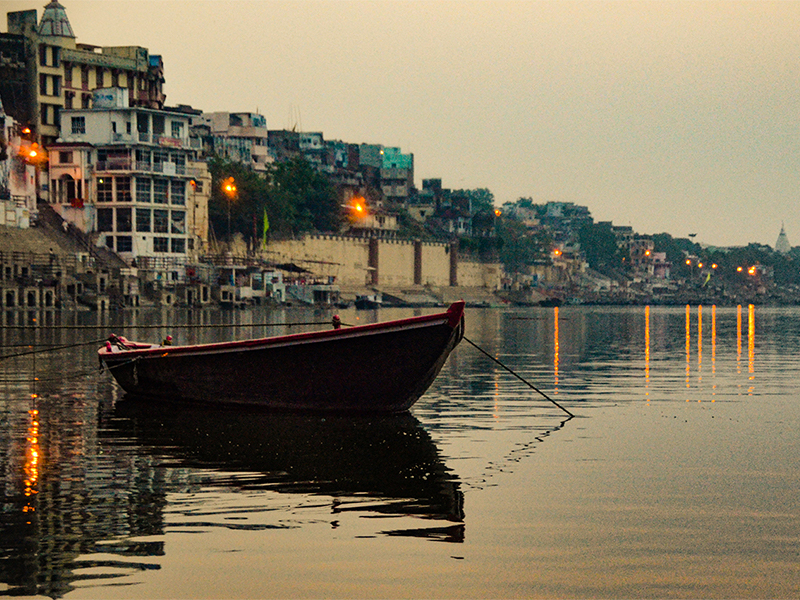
59;174;79;204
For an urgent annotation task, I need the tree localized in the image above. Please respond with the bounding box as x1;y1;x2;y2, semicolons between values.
579;221;628;275
207;156;343;248
269;157;341;235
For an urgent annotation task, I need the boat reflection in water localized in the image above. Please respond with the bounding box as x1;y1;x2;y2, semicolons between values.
0;397;463;597
110;397;465;538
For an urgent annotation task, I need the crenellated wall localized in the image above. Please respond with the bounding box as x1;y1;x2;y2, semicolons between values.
262;234;502;289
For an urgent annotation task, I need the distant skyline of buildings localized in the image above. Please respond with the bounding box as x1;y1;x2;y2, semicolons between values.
0;0;792;272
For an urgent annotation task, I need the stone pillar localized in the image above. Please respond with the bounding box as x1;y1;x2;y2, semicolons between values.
414;240;422;285
368;237;379;286
449;242;458;287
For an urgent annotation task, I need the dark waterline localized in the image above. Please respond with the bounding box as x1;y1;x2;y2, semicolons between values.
1;305;799;598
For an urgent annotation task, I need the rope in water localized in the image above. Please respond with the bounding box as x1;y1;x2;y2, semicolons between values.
0;321;335;330
463;335;574;418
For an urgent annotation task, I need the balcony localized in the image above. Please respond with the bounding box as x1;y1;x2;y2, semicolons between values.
95;160;189;176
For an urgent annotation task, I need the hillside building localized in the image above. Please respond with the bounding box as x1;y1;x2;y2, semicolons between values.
47;88;209;271
1;1;165;149
193;112;271;172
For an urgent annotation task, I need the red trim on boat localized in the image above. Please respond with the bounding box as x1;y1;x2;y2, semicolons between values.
99;302;466;360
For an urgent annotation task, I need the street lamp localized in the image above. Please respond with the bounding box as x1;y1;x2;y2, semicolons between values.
222;176;237;243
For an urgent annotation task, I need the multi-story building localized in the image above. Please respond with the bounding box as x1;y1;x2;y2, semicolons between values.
1;1;165;148
380;147;413;205
298;131;323;168
0;98;37;227
47;88;208;271
194;112;271;172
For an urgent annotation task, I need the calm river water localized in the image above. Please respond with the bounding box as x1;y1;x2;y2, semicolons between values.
1;304;799;599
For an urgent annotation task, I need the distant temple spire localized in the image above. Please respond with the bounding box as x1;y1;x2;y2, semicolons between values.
37;0;75;38
775;222;791;254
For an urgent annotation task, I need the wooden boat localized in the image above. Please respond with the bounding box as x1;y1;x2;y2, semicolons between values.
99;301;465;412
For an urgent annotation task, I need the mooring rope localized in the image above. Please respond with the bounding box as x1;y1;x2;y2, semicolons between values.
0;338;108;362
0;321;335;330
463;335;574;418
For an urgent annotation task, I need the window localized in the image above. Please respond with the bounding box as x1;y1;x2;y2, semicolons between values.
116;208;132;232
39;45;47;67
135;149;150;170
105;236;114;249
116;236;132;252
116;177;131;202
153;237;169;253
97;208;113;232
71;116;85;134
153;209;169;233
81;67;89;90
153;150;167;170
153;178;168;203
152;114;165;135
171;210;186;234
171;238;186;254
171;121;184;138
58;151;73;164
39;73;47;95
135;178;151;202
96;178;112;202
170;180;185;205
96;67;104;87
64;65;72;87
136;208;151;232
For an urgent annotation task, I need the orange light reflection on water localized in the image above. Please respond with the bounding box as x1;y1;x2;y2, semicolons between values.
748;304;755;391
736;305;742;374
697;305;703;389
711;305;717;396
553;307;559;394
644;305;650;402
23;408;40;517
685;305;691;389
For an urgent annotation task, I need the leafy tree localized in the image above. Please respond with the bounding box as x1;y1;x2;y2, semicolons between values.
208;156;343;247
452;188;495;213
208;157;271;248
270;157;340;235
579;221;628;275
495;218;551;272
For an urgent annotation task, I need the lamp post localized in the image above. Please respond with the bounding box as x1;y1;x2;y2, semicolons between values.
222;177;237;244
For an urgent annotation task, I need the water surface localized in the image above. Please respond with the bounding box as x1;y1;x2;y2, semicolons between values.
1;305;799;598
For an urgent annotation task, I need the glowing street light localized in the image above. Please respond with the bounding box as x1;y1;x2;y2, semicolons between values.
222;177;237;242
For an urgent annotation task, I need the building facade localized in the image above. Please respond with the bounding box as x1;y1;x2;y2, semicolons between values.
2;1;165;149
47;88;208;268
194;112;271;172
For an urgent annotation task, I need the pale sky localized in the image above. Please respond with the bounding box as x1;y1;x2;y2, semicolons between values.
5;0;799;247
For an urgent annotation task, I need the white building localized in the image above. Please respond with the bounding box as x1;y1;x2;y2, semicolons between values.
47;88;209;267
0;99;37;228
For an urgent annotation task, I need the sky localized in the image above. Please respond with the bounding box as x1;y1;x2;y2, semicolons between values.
4;0;799;247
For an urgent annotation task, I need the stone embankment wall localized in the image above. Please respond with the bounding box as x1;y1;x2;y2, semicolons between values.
262;235;503;290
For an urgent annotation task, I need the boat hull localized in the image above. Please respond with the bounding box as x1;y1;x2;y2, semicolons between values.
100;302;464;412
